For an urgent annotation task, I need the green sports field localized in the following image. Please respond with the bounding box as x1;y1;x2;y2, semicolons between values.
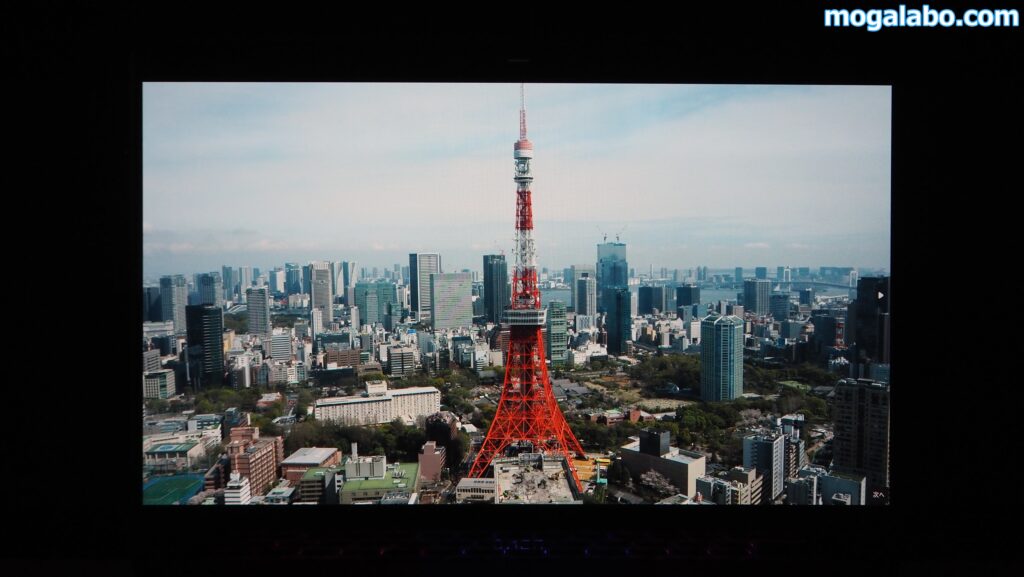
143;476;204;505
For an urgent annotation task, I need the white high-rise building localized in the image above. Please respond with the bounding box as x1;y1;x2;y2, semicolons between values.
430;272;473;330
270;330;293;361
409;253;441;320
160;275;188;336
225;471;252;505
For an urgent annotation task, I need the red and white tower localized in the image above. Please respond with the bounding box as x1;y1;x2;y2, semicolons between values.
468;84;586;491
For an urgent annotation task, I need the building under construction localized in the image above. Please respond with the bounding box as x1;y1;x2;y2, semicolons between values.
493;453;581;504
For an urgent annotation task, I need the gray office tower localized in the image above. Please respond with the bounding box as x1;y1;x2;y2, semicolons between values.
735;267;743;284
576;275;597;315
143;286;162;322
160;275;188;335
198;272;223;308
246;286;272;340
546;300;568;366
311;263;334;323
222;266;236;300
569;264;596;313
832;378;890;494
603;286;631;356
700;315;744;402
430;273;472;330
638;286;667;315
770;293;789;320
284;263;302;296
744;279;771;316
185;304;225;389
800;288;815;306
755;267;768;280
354;281;398;326
483;254;509;325
744;433;784;502
676;284;700;307
849;277;890;379
409;253;441;319
597;242;628;310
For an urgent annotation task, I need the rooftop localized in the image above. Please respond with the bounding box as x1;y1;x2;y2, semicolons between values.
341;463;419;493
494;455;579;504
146;442;199;454
665;450;703;465
301;467;338;481
282;447;338;466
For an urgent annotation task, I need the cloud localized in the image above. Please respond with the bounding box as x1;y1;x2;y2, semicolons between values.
787;242;810;249
744;242;770;249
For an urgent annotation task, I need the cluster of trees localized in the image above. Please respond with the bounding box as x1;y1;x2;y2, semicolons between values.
627;354;700;392
223;313;247;334
284;419;427;463
271;314;303;328
567;418;645;452
744;362;838;395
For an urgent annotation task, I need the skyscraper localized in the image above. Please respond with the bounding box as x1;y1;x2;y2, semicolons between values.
849;276;890;379
700;315;744;402
238;266;253;292
755;267;768;280
246;286;272;340
185;304;225;389
676;284;700;307
744;278;771;316
483;254;509;325
799;288;815;306
354;281;397;327
409;253;441;320
160;275;188;336
597;242;628;310
569;264;596;313
143;286;162;322
285;263;302;296
310;263;334;323
198;272;224;308
222;266;236;300
770;292;790;320
546;300;568;366
638;285;667;315
734;267;743;284
743;433;785;502
603;286;631;356
575;274;597;316
832;378;890;494
430;272;473;330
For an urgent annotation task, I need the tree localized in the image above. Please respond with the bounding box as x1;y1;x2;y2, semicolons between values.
640;470;679;497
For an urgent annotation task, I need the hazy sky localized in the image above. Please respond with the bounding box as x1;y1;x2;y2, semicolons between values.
143;83;891;278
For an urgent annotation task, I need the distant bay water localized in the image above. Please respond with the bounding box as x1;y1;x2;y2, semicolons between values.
539;285;848;309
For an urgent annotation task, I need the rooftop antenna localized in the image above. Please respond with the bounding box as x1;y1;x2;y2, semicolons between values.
520;83;527;141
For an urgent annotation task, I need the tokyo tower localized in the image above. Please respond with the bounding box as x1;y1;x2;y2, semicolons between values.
467;84;586;491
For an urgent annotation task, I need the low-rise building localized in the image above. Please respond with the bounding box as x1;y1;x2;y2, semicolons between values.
493;453;581;504
314;381;440;426
417;441;446;484
143;369;176;399
339;461;419;504
456;477;498;503
144;441;205;472
620;430;706;498
297;467;340;504
281;447;342;483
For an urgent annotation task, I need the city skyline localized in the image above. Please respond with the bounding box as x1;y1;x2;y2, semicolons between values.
144;83;891;277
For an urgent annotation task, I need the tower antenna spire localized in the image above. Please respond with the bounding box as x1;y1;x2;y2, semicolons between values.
520;83;527;140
